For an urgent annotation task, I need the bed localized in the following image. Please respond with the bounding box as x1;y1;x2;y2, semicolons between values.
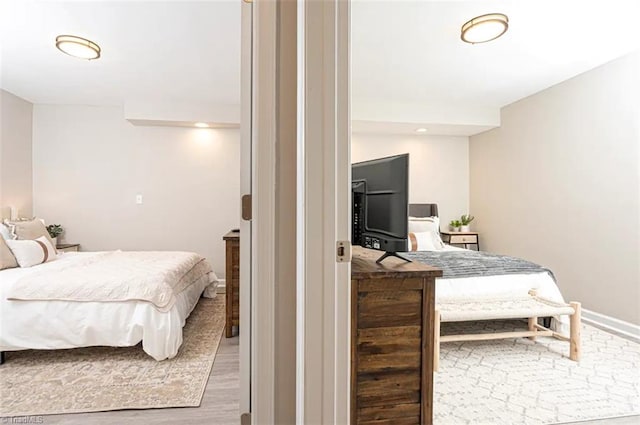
404;203;568;331
0;250;218;362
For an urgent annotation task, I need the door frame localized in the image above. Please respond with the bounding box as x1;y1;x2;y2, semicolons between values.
251;0;351;422
296;0;351;423
250;0;277;422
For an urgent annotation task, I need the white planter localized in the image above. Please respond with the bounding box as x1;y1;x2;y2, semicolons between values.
460;225;470;232
451;226;461;232
51;237;58;247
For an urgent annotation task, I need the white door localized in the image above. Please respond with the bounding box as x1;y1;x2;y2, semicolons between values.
239;0;252;420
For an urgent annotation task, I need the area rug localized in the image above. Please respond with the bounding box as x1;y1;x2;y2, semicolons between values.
434;320;640;424
0;296;225;416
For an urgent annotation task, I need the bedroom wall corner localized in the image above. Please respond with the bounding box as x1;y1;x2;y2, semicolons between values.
469;51;640;325
0;89;34;220
31;104;240;277
351;133;470;224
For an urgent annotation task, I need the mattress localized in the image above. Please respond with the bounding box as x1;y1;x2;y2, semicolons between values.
0;252;219;360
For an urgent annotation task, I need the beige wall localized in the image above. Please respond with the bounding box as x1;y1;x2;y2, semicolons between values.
0;89;33;219
32;104;240;277
470;51;640;324
351;133;470;225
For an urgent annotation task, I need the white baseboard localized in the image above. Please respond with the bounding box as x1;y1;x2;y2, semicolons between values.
582;308;640;342
216;279;226;294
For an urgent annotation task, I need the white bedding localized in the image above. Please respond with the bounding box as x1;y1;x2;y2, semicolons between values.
0;252;219;360
433;245;568;331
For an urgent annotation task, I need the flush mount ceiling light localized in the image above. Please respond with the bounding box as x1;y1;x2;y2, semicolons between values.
55;35;101;60
461;13;509;44
194;122;210;128
415;128;428;133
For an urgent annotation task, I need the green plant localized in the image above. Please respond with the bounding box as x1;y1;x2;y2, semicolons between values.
450;220;462;228
460;214;475;226
46;224;64;238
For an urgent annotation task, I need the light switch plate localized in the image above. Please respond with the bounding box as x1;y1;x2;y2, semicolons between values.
136;194;143;204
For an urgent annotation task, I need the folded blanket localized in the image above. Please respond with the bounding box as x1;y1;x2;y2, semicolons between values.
403;250;555;281
6;251;213;312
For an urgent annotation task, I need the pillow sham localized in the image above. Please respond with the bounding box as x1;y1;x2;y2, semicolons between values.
408;216;445;249
3;218;57;250
5;236;57;268
0;237;18;270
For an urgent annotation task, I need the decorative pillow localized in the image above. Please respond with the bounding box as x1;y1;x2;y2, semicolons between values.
408;231;442;251
0;237;18;270
408;216;445;249
3;218;57;250
0;223;14;240
5;236;57;268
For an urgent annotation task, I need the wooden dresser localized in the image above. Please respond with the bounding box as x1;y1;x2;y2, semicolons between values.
351;247;442;425
223;230;240;337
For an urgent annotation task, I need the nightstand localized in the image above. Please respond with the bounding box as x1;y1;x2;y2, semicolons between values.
56;243;80;253
440;231;480;251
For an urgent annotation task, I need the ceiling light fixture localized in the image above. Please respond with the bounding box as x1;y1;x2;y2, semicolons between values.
55;35;101;60
194;122;210;128
415;128;428;133
461;13;509;44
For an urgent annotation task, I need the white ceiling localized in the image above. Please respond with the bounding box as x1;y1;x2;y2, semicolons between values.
352;0;640;109
0;0;241;106
1;0;639;134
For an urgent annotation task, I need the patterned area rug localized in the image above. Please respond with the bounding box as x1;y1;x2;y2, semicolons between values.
434;320;640;424
0;296;224;416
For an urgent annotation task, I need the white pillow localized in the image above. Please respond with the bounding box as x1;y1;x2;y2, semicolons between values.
408;231;442;251
408;216;445;249
5;236;57;268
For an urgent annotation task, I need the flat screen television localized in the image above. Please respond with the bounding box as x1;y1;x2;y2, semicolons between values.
352;153;410;263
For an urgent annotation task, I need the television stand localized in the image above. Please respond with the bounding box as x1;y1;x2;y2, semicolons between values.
376;251;412;264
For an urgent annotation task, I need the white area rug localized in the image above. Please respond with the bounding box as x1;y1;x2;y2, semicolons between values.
434;320;640;424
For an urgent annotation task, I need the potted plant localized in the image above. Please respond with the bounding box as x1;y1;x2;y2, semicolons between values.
46;224;64;247
449;220;462;232
460;214;474;232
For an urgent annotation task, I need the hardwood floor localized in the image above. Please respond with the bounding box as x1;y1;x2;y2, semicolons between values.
41;336;240;425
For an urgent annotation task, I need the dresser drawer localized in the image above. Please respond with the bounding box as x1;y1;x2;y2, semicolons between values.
448;234;478;244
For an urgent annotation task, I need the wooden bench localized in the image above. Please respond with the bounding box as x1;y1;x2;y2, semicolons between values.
434;290;581;371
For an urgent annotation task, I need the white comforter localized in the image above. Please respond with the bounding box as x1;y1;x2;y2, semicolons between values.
0;252;218;360
6;251;210;312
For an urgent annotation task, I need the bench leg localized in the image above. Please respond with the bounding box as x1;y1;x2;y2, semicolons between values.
0;351;4;365
434;310;440;372
569;302;581;361
528;317;538;341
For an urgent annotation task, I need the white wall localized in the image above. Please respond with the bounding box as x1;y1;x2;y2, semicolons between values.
351;133;469;225
32;104;240;277
0;89;33;219
470;51;640;324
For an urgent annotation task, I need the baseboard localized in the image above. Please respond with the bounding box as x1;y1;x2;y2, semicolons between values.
582;308;640;342
216;279;226;294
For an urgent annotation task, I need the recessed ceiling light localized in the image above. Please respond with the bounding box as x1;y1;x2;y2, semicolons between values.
461;13;509;44
194;122;210;128
55;35;101;60
415;128;428;133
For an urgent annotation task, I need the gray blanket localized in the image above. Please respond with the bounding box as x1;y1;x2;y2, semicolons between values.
403;250;555;282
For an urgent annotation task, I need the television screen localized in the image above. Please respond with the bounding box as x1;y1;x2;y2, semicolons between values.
352;153;410;263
